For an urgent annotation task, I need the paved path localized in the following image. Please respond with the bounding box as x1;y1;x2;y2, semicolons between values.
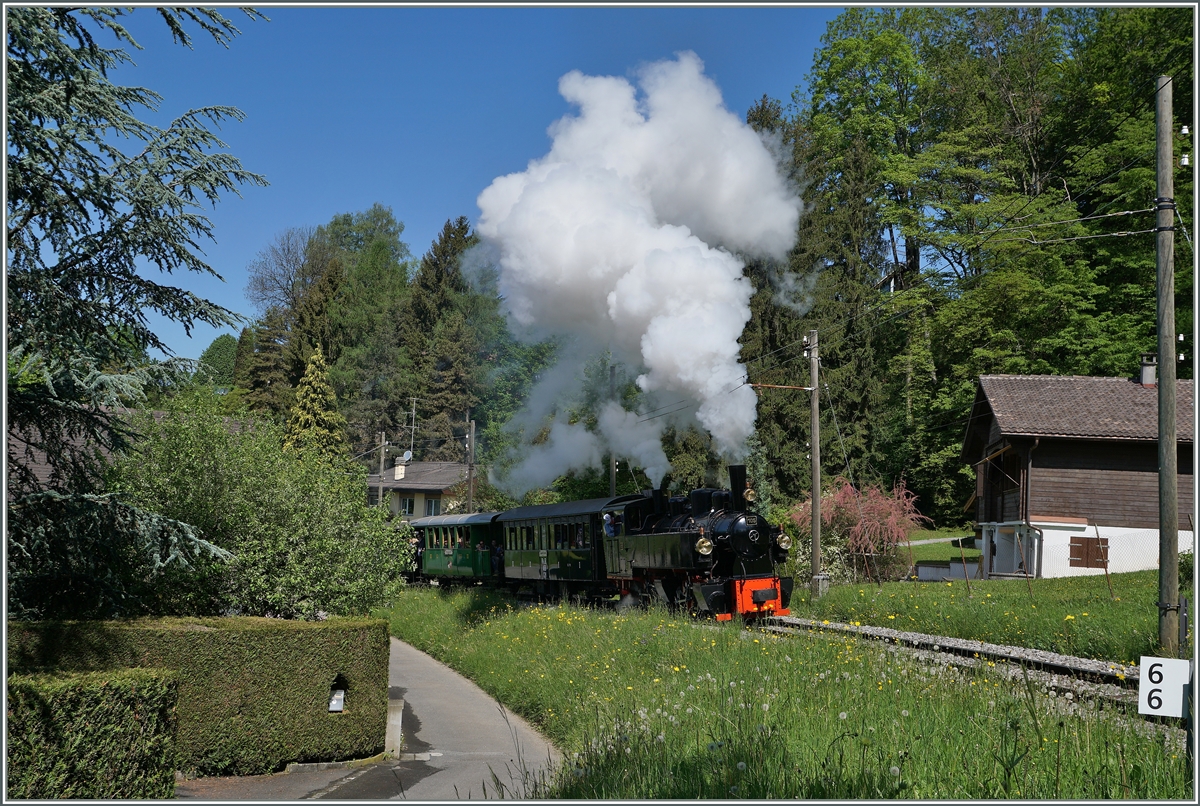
175;638;560;800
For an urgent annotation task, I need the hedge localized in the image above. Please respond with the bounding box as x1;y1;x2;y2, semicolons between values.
6;668;178;799
7;616;390;776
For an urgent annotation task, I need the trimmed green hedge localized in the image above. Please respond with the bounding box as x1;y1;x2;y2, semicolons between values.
7;616;389;776
6;668;178;799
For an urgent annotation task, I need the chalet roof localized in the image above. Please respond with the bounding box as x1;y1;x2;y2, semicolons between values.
368;461;469;493
976;374;1195;442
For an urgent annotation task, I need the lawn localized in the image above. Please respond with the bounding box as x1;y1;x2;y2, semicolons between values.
787;570;1192;664
378;588;1191;799
901;541;982;565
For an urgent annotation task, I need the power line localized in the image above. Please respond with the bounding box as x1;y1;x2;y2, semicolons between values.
986;227;1157;247
980;207;1153;234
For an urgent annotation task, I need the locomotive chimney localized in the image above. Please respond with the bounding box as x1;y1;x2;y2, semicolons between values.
729;464;747;511
651;488;667;515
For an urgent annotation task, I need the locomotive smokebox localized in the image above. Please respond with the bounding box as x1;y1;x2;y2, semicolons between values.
728;465;748;511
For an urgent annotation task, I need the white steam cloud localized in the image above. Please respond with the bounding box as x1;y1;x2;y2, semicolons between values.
476;52;800;495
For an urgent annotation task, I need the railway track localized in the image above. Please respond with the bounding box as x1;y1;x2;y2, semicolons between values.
763;614;1141;687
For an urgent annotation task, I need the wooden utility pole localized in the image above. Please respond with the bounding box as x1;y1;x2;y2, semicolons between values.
809;330;828;599
467;419;476;513
1156;75;1179;654
378;431;387;510
609;365;617;498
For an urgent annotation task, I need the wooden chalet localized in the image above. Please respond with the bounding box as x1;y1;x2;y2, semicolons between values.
960;365;1194;579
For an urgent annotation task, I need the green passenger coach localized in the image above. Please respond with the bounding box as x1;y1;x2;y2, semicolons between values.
410;511;501;580
496;495;641;597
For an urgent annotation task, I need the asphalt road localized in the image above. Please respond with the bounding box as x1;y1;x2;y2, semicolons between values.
174;637;560;800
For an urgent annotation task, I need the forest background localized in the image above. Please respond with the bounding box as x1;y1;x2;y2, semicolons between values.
200;6;1194;524
6;6;1195;619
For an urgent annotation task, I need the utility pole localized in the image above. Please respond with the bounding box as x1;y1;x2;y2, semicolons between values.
378;431;388;511
809;330;828;599
1156;75;1179;654
467;418;476;513
609;364;617;498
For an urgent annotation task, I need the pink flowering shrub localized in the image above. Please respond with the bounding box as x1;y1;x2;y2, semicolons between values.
789;477;931;583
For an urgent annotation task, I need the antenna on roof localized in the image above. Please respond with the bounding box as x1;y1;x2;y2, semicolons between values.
402;450;413;464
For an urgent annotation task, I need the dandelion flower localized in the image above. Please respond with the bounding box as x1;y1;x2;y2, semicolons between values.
901;709;909;717
890;766;901;777
737;761;747;771
839;711;848;720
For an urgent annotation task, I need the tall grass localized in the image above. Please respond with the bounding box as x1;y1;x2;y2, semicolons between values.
378;588;1191;799
788;570;1191;664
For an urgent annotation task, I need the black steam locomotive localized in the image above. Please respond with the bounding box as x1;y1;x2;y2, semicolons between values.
408;465;793;620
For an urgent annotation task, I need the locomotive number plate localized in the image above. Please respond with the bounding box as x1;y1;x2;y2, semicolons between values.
745;515;758;525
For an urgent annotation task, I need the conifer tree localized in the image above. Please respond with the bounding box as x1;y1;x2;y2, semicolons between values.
232;326;255;389
245;308;292;417
284;346;348;458
285;256;343;387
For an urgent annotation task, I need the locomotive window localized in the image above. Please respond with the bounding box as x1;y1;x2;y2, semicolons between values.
554;523;563;549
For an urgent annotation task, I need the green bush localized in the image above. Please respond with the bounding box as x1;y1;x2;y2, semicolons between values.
6;668;178;799
107;388;414;619
8;616;389;776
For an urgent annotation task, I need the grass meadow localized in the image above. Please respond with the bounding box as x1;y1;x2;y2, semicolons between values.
378;587;1192;799
788;570;1192;664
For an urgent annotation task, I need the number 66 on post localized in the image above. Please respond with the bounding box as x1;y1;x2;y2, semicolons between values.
1137;656;1192;719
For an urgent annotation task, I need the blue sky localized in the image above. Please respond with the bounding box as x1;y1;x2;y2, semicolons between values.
110;4;845;359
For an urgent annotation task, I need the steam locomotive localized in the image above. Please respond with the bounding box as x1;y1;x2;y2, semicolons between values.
407;464;793;620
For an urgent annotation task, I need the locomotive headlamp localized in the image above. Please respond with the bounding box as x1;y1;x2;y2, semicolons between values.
776;533;792;550
695;536;714;556
743;488;757;503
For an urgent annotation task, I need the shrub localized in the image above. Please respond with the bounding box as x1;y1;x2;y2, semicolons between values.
107;387;414;618
6;667;178;799
788;477;930;584
8;616;389;777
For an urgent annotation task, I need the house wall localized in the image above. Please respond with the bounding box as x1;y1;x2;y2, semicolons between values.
980;519;1195;579
1029;440;1194;530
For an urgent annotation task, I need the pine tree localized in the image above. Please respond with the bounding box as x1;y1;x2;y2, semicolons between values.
284;256;343;387
232;326;255;389
284;346;348;458
398;217;477;373
245;308;292;418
